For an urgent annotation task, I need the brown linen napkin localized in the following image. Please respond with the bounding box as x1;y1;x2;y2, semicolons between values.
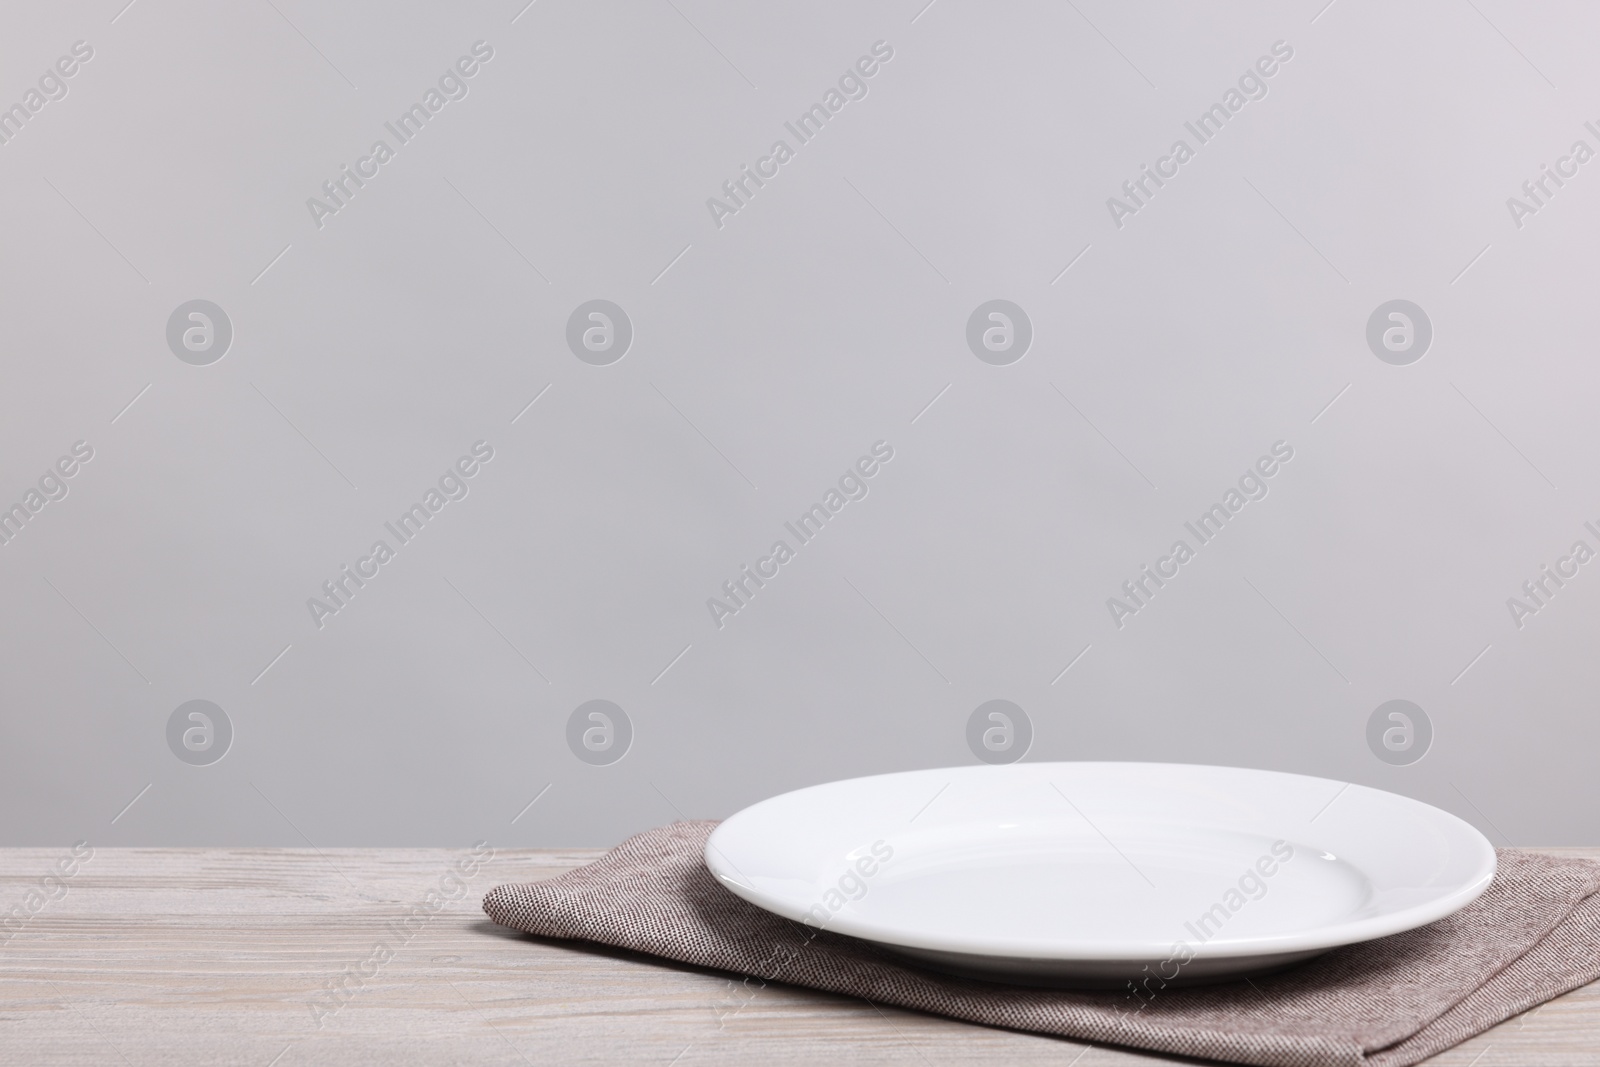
482;821;1600;1067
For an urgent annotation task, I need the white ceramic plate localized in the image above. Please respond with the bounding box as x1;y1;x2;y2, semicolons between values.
705;763;1495;986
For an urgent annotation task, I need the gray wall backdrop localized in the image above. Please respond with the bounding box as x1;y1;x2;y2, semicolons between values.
3;0;1597;848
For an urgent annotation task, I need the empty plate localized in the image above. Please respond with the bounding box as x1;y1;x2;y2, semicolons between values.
704;763;1495;986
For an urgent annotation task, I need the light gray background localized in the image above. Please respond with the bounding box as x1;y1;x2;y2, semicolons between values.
2;0;1595;847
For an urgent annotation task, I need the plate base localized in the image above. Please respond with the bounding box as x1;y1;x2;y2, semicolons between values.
886;943;1329;988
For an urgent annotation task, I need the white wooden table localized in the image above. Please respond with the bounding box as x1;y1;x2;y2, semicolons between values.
2;847;1597;1065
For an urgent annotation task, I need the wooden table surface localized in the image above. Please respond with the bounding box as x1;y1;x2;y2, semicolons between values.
3;846;1598;1066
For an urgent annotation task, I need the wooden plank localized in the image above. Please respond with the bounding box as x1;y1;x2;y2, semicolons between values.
0;847;1595;1065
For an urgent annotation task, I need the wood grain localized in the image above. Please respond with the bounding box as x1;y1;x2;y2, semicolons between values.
1;847;1597;1065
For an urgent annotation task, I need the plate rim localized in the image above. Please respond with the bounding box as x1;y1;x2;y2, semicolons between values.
704;761;1497;962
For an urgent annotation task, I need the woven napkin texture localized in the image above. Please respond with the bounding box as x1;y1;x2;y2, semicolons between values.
483;821;1600;1067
